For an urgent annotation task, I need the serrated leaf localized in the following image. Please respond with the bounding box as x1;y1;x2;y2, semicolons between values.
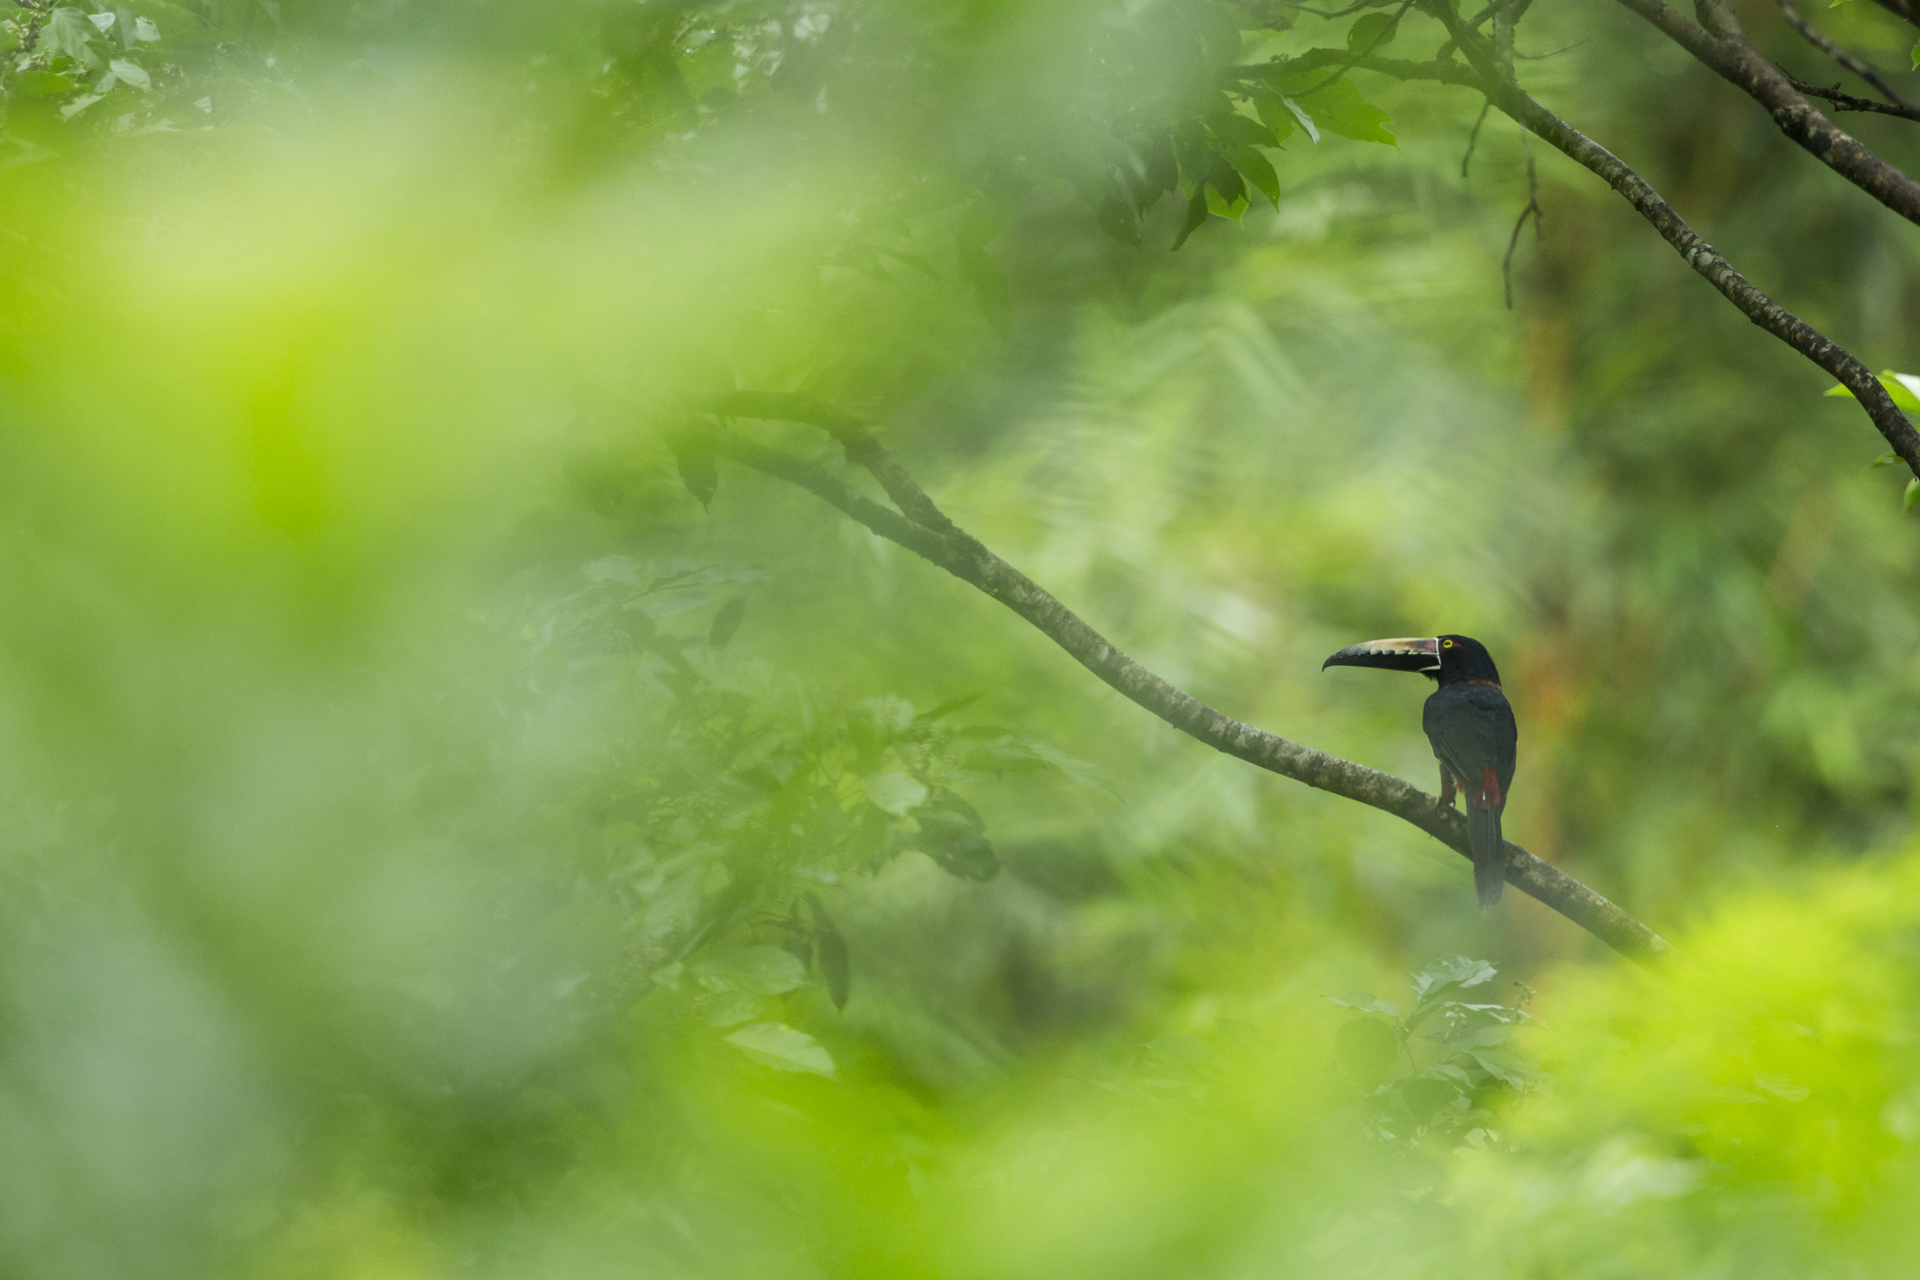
692;945;807;995
862;772;928;815
724;1022;836;1077
1347;12;1399;52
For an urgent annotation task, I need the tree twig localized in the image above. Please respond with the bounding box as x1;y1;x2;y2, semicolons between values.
1461;99;1492;177
699;395;1675;964
1503;132;1542;309
1777;0;1914;108
1782;69;1920;120
1408;5;1920;478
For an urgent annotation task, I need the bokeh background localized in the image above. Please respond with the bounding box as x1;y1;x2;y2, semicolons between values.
4;0;1920;1275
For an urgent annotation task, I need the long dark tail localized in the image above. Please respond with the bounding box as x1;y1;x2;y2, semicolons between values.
1469;803;1505;909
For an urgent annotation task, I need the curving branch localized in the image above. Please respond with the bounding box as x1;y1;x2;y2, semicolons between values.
1784;70;1920;121
694;394;1674;964
1607;0;1920;225
1385;14;1920;478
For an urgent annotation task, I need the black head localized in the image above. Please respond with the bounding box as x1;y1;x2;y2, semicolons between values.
1323;634;1502;687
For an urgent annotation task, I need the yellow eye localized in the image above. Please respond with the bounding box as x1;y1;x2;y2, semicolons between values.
1442;640;1453;648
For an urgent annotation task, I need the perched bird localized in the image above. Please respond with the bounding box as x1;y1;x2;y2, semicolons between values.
1322;635;1517;908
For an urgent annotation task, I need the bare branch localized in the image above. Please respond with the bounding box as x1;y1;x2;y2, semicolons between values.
1503;133;1542;309
1407;4;1920;478
1608;0;1920;225
1777;0;1914;110
701;406;1675;964
1783;70;1920;120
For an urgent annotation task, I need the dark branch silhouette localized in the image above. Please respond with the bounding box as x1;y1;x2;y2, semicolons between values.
1776;0;1916;113
701;393;1675;964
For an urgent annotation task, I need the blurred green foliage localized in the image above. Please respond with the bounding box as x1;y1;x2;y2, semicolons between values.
5;0;1920;1276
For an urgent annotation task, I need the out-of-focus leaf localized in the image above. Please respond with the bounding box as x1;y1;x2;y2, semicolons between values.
108;59;150;89
133;16;161;41
583;555;645;586
1411;956;1497;1002
807;894;850;1009
862;771;928;815
708;596;747;649
1755;1073;1811;1102
915;789;998;880
724;1022;836;1077
1226;146;1280;209
1906;478;1919;513
1335;1017;1398;1090
1097;192;1142;246
1329;992;1402;1016
639;589;709;618
1346;12;1399;51
1399;1074;1462;1124
1208;112;1273;148
692;945;807;995
1171;184;1210;251
705;990;770;1027
40;8;102;67
666;427;718;509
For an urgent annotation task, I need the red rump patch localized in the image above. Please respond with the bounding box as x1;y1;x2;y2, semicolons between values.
1476;768;1503;808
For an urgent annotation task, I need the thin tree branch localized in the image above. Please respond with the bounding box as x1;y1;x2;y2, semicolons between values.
1503;132;1542;309
699;399;1674;964
1608;0;1920;225
1462;99;1493;176
1783;70;1920;120
1777;0;1914;110
1409;5;1920;477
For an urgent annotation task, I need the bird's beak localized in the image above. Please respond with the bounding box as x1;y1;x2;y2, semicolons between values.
1322;636;1441;673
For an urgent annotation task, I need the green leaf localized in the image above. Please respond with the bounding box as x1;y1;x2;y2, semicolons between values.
692;945;807;995
1205;159;1248;222
1347;12;1399;52
1282;95;1320;144
1398;1074;1462;1124
1295;77;1395;145
1171;185;1210;251
1912;33;1919;67
1335;1017;1399;1090
39;8;102;68
1904;477;1918;513
724;1022;836;1077
1226;146;1280;209
1329;992;1402;1016
1207;112;1274;148
1248;88;1297;145
708;596;747;649
1097;192;1142;246
639;590;708;618
914;789;998;880
1826;370;1920;411
807;894;851;1009
108;58;150;90
1411;955;1497;1001
862;771;929;815
705;990;770;1027
666;428;718;509
582;554;644;586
